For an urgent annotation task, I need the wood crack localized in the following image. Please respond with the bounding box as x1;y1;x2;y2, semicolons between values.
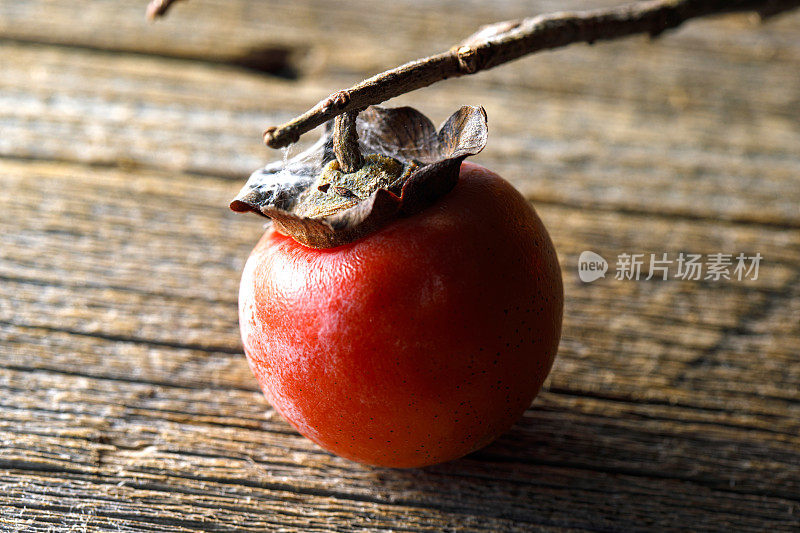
0;320;242;356
0;36;301;78
682;269;800;371
0;273;237;308
0;363;257;393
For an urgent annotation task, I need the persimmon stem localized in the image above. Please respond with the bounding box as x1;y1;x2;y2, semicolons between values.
333;111;364;173
145;0;800;148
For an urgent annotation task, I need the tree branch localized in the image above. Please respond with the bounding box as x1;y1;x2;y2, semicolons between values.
261;0;800;148
146;0;182;20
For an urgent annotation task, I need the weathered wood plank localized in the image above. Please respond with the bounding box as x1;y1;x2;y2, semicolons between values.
0;153;798;528
3;0;800;77
1;361;798;498
0;1;657;75
1;158;798;420
0;471;532;532
2;1;800;530
0;366;798;531
2;30;800;225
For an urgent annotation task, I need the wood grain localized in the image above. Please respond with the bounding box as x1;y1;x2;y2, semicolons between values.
1;0;799;530
3;28;800;226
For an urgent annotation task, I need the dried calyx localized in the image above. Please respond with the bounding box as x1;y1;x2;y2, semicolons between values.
230;105;488;248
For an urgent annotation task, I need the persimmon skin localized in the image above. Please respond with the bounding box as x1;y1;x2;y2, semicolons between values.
239;162;563;467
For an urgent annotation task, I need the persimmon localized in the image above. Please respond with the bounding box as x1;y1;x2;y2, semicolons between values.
233;106;562;467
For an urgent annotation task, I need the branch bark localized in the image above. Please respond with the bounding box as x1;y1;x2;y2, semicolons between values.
145;0;800;147
261;0;800;148
146;0;182;20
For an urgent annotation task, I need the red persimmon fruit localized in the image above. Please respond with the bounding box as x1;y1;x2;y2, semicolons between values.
238;161;563;467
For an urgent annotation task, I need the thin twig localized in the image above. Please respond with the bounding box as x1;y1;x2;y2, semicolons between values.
146;0;182;20
262;0;800;148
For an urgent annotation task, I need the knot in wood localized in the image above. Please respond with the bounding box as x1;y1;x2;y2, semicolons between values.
322;91;351;112
333;91;350;107
455;46;478;74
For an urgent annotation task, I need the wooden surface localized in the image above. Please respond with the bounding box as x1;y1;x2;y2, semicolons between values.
1;1;799;531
